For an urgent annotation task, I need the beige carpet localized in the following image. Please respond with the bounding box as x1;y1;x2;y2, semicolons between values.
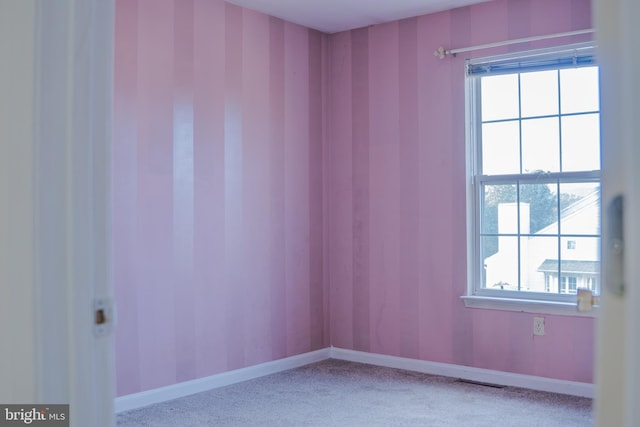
117;359;592;426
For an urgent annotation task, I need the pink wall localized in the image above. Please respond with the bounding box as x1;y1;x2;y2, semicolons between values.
327;0;595;383
113;0;327;396
114;0;596;398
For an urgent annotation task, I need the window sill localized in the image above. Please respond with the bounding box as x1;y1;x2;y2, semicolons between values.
461;295;598;317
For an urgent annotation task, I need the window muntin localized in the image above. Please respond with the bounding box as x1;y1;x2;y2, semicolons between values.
467;45;601;303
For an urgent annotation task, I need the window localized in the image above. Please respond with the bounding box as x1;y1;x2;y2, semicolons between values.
464;44;601;313
560;276;578;294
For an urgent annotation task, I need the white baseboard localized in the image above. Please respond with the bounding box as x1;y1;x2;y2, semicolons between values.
329;347;594;398
114;348;331;413
116;346;593;413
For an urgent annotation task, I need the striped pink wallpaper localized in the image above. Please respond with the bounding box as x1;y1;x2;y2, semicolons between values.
327;0;595;383
114;0;596;398
113;0;327;396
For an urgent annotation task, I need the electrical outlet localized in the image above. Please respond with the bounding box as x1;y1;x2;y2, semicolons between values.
533;317;545;336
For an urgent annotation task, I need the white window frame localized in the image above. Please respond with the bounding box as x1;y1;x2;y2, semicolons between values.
462;43;600;317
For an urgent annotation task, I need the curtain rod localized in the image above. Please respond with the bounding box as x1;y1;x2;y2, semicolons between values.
433;28;594;59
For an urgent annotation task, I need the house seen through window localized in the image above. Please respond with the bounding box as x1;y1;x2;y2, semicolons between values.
465;44;601;306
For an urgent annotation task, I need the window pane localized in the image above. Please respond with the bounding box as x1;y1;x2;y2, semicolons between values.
482;235;519;290
521;117;560;173
559;182;601;235
560;237;600;294
561;236;600;265
519;182;558;234
561;114;600;172
520;70;559;118
482;183;517;236
481;74;519;121
482;121;520;174
525;236;559;293
559;276;578;294
560;67;599;114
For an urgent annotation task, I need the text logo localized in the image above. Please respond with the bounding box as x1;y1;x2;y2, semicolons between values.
0;405;68;427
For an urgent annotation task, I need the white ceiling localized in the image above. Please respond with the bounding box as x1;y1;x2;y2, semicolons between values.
226;0;492;34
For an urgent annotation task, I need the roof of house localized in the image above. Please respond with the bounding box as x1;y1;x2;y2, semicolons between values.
536;190;600;235
537;259;600;275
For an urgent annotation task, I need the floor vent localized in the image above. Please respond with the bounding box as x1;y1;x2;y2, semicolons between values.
456;379;506;389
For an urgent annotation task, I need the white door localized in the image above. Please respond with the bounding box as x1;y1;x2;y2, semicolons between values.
594;0;640;425
0;1;115;426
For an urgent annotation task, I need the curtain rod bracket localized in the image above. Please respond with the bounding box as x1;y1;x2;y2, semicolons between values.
433;46;447;59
